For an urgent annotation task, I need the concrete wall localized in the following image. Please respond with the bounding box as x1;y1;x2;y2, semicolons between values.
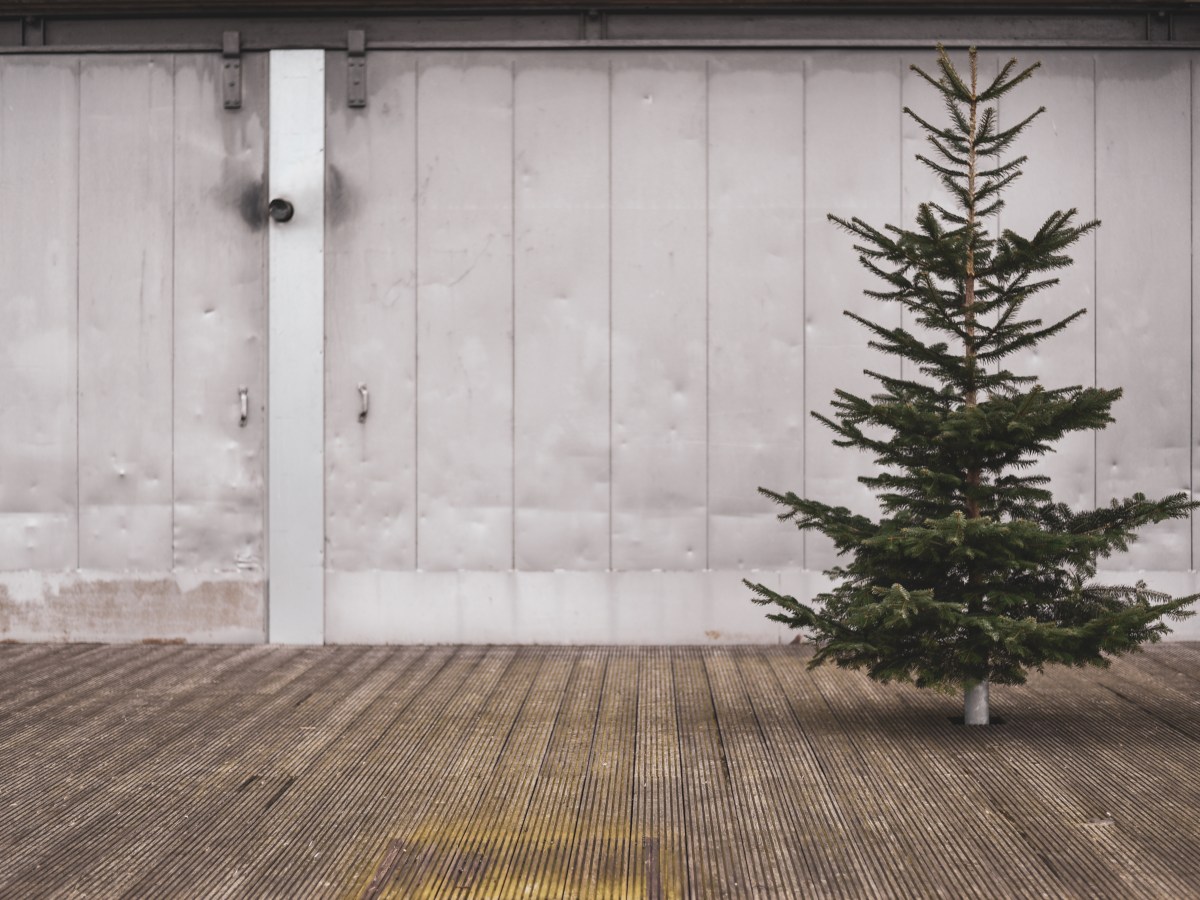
3;47;1199;642
0;53;267;641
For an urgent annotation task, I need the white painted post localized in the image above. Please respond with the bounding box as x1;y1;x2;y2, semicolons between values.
964;681;989;726
268;50;326;644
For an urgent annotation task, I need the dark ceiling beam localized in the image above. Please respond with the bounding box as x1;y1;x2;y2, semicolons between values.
0;0;1195;14
2;1;1195;50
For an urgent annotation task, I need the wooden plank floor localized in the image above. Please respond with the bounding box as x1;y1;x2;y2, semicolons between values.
3;644;1200;899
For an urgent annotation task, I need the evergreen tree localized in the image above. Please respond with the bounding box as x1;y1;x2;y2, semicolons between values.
747;45;1198;725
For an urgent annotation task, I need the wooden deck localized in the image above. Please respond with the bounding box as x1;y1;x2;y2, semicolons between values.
2;643;1200;899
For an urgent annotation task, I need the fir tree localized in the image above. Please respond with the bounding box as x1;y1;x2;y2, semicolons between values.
747;45;1198;725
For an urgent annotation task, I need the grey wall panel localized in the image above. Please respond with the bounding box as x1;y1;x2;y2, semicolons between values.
416;53;515;571
610;53;708;570
325;52;418;573
513;55;611;571
707;53;805;570
1000;51;1097;514
1096;52;1192;571
5;45;1198;645
0;58;79;571
77;56;175;571
270;48;1200;639
172;53;267;572
802;52;903;572
1;52;266;641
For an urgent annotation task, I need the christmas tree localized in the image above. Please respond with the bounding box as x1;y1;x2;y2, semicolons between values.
747;45;1198;725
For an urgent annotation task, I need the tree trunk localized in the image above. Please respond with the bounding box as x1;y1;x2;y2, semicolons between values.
964;680;990;725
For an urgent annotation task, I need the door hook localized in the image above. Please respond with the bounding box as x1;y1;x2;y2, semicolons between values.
239;386;249;427
358;383;369;423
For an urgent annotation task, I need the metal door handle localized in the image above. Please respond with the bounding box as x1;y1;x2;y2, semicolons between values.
239;387;249;427
358;384;369;422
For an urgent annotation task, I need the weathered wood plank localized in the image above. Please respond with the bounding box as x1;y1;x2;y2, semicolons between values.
0;643;111;703
456;649;572;899
814;661;1097;898
228;646;477;897
174;647;447;899
491;648;605;898
560;648;639;899
671;649;750;896
702;649;805;896
3;644;1200;899
631;648;687;899
62;646;374;898
733;647;880;896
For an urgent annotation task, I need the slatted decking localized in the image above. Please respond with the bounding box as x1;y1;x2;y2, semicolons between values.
2;643;1200;898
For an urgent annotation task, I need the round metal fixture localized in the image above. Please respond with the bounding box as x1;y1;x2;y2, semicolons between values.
268;198;295;223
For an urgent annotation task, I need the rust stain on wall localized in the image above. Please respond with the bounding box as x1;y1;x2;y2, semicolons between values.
0;572;265;643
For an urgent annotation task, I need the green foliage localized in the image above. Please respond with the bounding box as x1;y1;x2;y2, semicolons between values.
748;45;1198;692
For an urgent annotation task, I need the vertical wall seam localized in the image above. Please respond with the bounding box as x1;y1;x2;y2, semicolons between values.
320;51;329;624
75;57;82;571
511;57;517;572
170;53;177;573
318;51;328;638
1093;53;1099;510
413;54;421;570
1191;54;1195;570
608;57;614;572
700;60;705;573
261;52;271;635
321;49;331;635
994;53;1002;321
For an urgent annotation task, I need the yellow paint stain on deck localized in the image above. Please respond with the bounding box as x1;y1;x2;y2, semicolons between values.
350;822;672;900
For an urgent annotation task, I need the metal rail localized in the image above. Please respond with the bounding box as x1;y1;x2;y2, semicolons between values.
1;7;1197;52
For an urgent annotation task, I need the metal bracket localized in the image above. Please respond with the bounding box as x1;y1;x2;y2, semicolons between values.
222;31;242;110
348;30;367;108
583;9;605;41
22;17;45;47
1148;11;1171;42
